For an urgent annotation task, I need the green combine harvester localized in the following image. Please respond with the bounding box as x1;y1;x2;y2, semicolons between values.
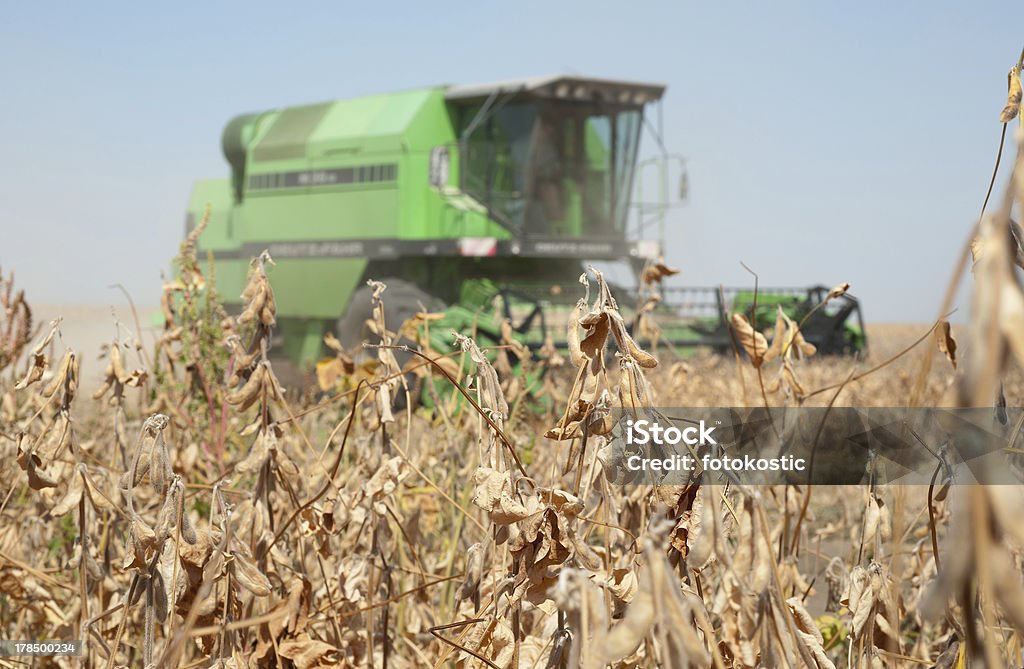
186;75;865;367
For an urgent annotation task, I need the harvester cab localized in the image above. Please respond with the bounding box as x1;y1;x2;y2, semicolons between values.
444;77;663;242
186;75;865;370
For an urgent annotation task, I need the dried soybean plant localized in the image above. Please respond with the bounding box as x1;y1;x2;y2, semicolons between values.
13;319;79;494
0;267;35;378
457;268;719;669
634;257;681;353
365;279;408;426
0;256;985;669
94;334;149;470
920;76;1024;666
149;205;235;453
548;267;657;442
226;250;285;426
4;318;111;657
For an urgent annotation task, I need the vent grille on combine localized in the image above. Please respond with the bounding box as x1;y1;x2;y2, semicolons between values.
247;163;398;191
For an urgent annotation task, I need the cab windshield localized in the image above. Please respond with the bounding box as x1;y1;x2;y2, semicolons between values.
457;101;642;237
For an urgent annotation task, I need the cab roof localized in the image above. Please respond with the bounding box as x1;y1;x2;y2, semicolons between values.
444;75;665;105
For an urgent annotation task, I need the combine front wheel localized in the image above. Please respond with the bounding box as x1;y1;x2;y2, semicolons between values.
335;277;446;352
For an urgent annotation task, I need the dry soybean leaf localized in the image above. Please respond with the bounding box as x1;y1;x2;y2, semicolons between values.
122;369;147;387
936;321;957;369
179;528;217;572
579;311;610;358
454;617;515;669
764;306;788;363
123;516;158;570
1001;65;1022;123
731;313;768;367
470;467;530;524
49;467;85;516
231;549;272;596
641;259;680;285
14;319;59;390
362;456;408;515
606;567;638;605
15;353;47;390
81;467;113;510
567;299;587;367
277;634;339;669
827;282;850;300
18;451;59;490
608;312;658;368
337;555;369;605
842;565;877;639
787;597;837;669
766;306;816;362
314;357;348;392
456;543;485;603
454;333;508;420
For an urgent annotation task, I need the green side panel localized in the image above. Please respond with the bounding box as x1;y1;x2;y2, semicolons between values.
266;257;368;319
398;89;455;240
432;188;506;239
307;89;437;158
249;88;442;165
240;189;400;241
252;103;332;162
398;89;453;152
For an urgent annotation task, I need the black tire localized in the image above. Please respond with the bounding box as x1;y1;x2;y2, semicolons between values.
335;277;446;354
336;278;446;410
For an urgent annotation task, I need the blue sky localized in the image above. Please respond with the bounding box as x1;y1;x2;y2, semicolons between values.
0;2;1018;321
